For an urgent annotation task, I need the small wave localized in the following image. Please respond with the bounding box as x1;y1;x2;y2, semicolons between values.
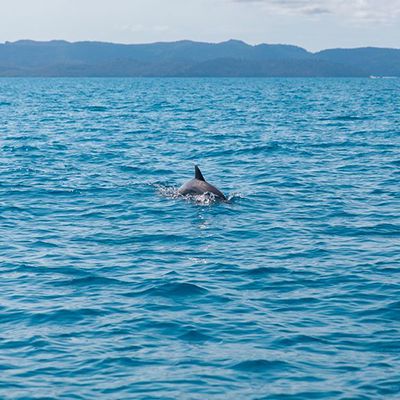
359;380;400;397
2;335;49;350
30;308;103;325
2;145;40;152
307;141;355;148
226;192;245;202
53;275;127;287
156;184;180;199
183;192;224;205
243;266;288;276
208;143;283;157
86;105;108;112
156;184;235;205
119;165;143;173
326;223;400;237
31;240;59;248
95;356;155;369
328;115;369;121
358;300;400;320
179;329;214;342
232;359;293;373
274;334;329;347
142;282;208;298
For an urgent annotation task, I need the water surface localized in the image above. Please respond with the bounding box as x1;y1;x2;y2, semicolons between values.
1;78;399;399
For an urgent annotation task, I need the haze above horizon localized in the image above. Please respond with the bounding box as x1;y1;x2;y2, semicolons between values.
1;0;399;52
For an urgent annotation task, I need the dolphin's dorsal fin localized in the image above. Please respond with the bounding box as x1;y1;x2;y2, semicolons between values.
195;165;205;181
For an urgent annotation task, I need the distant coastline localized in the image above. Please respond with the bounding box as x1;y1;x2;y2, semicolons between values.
1;39;400;77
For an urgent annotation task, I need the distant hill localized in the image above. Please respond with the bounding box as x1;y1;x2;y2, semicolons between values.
0;39;399;77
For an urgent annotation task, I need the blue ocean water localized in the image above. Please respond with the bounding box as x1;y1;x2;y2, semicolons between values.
0;77;399;399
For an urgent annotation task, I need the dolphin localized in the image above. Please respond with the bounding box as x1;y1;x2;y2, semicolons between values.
178;165;226;200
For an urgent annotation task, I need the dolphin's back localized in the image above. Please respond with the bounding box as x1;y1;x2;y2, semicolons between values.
178;165;226;200
178;179;226;199
178;179;201;196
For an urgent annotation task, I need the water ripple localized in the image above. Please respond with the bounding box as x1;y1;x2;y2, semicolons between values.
0;77;399;399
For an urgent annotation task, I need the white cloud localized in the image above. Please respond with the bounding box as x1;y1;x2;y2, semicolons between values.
234;0;400;22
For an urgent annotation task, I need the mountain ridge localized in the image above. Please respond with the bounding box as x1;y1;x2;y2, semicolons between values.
0;39;399;77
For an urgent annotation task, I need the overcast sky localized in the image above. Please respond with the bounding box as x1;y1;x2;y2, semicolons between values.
0;0;399;51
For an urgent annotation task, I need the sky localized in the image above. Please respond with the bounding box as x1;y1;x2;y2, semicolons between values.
0;0;399;51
